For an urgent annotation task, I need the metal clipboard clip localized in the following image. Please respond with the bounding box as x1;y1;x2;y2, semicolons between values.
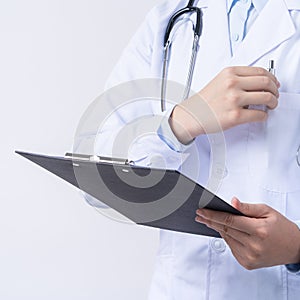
65;153;135;166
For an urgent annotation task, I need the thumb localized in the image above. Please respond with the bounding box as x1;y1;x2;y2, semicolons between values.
231;197;270;218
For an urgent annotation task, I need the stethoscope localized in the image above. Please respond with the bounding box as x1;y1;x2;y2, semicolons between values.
161;0;203;112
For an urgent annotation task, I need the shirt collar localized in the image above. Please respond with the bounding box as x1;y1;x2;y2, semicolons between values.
226;0;268;14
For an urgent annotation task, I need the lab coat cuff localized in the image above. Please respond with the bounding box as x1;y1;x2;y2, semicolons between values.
157;107;195;153
285;220;300;275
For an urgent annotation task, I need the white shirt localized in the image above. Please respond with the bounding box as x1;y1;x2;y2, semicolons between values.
227;0;268;53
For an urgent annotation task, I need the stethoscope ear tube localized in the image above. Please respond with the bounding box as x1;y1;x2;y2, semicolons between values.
163;3;202;47
187;0;196;8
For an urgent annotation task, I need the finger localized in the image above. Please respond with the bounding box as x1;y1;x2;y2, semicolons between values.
238;76;279;97
231;198;271;218
196;209;256;234
227;66;280;87
231;197;241;210
196;215;250;243
240;92;278;110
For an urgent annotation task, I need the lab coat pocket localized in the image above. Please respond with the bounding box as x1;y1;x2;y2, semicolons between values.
247;93;300;193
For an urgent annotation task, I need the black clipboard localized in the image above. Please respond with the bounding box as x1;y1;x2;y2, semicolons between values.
16;151;243;238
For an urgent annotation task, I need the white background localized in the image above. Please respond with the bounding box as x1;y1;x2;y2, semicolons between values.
0;1;162;299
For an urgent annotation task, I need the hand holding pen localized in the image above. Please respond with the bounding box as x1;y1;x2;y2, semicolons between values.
169;63;280;144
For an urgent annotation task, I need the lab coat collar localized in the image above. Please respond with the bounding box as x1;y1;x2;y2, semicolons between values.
228;0;296;66
227;0;268;13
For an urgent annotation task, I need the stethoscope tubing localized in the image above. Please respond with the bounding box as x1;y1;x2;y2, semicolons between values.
161;1;203;112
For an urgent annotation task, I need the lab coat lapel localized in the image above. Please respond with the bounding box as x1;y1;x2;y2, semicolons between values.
229;0;296;66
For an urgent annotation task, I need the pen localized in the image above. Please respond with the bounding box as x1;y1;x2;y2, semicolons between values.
268;59;275;75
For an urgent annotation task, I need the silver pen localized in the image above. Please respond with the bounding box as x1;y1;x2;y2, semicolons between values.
268;59;275;75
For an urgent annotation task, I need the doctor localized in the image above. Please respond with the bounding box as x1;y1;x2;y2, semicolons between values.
93;0;300;299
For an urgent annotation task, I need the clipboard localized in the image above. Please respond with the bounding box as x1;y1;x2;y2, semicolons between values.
16;151;243;238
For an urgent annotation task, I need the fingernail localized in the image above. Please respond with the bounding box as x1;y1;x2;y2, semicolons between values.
196;209;204;217
236;198;241;204
195;216;204;223
232;197;241;207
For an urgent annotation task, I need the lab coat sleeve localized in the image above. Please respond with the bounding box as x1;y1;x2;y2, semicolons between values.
80;2;202;208
99;1;195;160
94;2;198;168
104;6;156;89
157;107;195;153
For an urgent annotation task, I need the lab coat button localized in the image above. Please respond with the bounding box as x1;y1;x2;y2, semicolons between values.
211;238;226;253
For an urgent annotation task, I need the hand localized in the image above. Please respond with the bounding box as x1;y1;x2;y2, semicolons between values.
195;197;300;270
169;67;280;144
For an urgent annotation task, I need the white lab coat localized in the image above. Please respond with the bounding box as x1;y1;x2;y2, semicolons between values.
94;0;300;299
